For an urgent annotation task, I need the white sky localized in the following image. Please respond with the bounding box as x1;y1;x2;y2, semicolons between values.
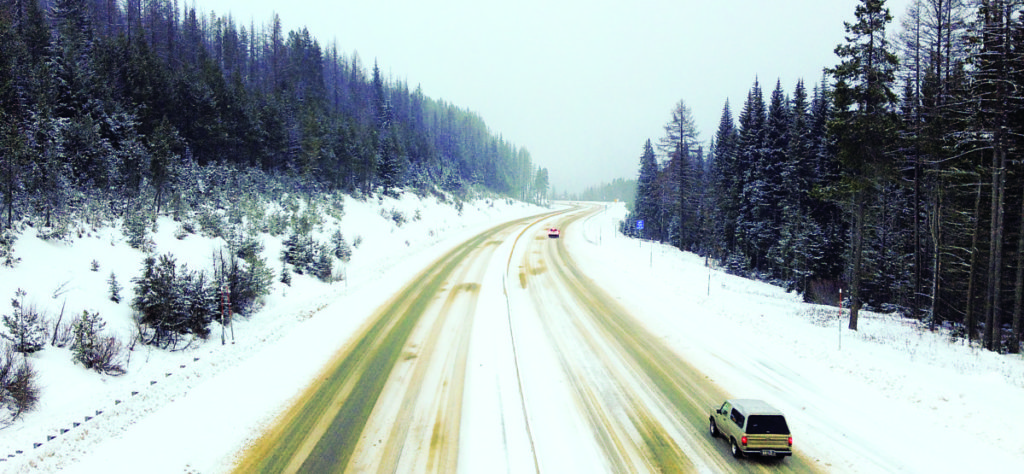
194;0;913;193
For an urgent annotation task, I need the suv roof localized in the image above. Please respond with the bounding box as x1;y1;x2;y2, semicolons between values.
728;399;783;416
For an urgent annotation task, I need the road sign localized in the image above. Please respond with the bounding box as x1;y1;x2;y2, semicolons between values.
636;219;644;231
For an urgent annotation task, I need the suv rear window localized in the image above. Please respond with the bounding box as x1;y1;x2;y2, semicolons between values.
745;415;790;435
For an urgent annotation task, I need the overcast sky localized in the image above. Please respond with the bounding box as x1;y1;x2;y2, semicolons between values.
196;0;913;194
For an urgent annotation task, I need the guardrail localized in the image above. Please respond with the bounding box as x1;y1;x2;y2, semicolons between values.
2;357;201;464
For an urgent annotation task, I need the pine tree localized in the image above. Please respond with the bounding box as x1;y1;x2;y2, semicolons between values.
1;288;46;353
313;243;334;282
711;100;740;261
736;79;767;272
658;100;700;251
71;310;105;369
132;254;180;348
108;271;122;303
280;262;292;286
331;229;352;262
759;80;792;278
827;0;900;330
631;140;659;239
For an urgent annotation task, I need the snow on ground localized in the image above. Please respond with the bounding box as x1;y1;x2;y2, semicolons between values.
1;198;1022;473
0;192;546;473
570;202;1024;473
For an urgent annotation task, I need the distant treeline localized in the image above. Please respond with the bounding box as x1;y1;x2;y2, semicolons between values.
0;0;549;231
568;178;636;209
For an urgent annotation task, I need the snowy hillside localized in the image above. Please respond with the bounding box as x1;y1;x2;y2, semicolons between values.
0;192;546;472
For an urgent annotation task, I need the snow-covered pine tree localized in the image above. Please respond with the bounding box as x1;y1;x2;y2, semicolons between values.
108;271;122;303
178;268;216;339
132;254;180;348
281;233;315;274
313;243;334;282
736;79;768;274
0;229;19;268
281;262;292;286
331;229;352;262
760;80;792;281
710;100;740;262
631;140;659;239
1;289;46;354
71;310;105;369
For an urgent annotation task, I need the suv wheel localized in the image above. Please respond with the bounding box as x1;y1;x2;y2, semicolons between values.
709;419;717;438
730;439;742;458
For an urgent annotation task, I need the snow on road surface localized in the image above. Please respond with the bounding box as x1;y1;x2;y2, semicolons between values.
569;202;1024;473
2;197;1022;473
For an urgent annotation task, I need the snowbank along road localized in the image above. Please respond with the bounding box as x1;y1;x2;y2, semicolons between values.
232;204;825;473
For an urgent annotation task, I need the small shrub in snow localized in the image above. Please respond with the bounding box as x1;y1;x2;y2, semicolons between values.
280;263;292;286
0;229;20;268
281;234;335;282
281;234;316;274
229;228;264;261
326;194;345;220
216;250;274;316
72;311;102;362
0;343;39;420
267;211;289;236
51;312;78;348
90;259;100;271
123;210;150;249
174;223;191;240
381;207;407;227
71;311;125;375
312;244;334;282
801;306;841;328
197;208;225;238
331;230;352;262
292;207;321;235
108;272;123;303
353;235;363;248
1;289;47;354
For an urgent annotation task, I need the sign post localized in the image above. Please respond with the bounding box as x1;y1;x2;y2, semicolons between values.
636;219;644;249
838;288;843;351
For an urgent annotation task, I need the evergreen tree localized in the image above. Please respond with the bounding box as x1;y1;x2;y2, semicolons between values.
131;254;179;348
735;79;767;272
1;288;45;353
710;100;739;261
759;80;792;279
827;0;900;330
631;140;659;239
71;310;105;369
331;229;352;262
280;261;292;286
658;100;700;251
108;271;122;303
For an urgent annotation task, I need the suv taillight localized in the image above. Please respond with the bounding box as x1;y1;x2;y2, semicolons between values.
741;436;747;446
788;437;793;446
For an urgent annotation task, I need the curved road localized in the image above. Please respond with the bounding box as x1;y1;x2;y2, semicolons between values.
232;205;825;473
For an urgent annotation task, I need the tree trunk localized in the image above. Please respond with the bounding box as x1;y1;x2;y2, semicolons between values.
985;147;1007;351
929;183;942;332
1012;187;1024;354
849;190;865;331
966;180;983;343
